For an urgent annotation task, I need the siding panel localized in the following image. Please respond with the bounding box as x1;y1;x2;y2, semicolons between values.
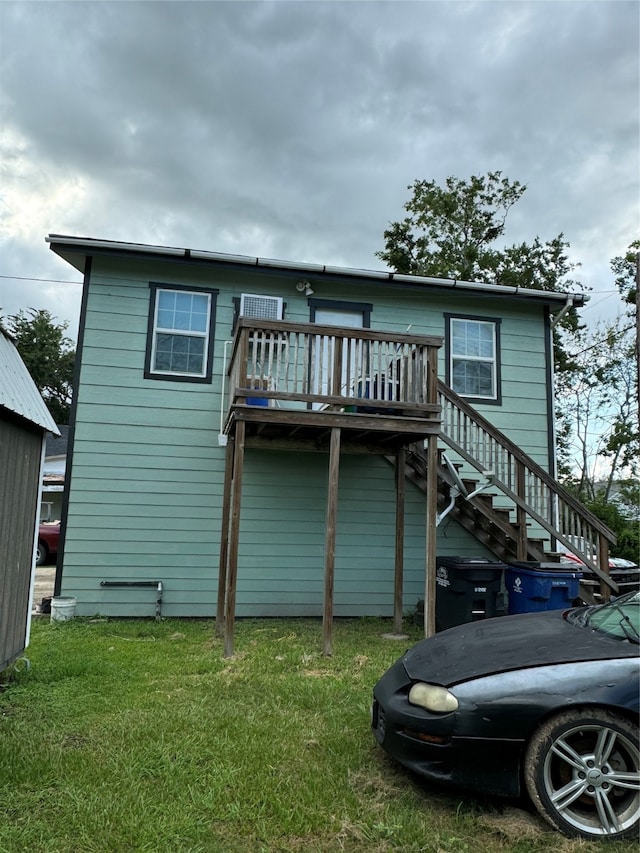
60;258;549;616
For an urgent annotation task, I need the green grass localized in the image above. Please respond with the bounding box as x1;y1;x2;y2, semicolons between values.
0;617;636;852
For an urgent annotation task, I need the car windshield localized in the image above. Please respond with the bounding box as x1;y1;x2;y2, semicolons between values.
568;591;640;644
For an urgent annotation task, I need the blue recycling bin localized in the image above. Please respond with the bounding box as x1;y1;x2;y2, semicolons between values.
505;562;582;614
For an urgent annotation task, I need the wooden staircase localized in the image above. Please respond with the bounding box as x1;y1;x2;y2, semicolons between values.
396;381;618;601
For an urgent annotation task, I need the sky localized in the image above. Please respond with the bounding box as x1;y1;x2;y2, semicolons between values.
1;0;638;342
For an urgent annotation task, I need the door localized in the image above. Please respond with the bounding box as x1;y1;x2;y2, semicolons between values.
311;305;366;406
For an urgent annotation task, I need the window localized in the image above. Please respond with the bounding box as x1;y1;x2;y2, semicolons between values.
446;315;501;403
145;284;217;382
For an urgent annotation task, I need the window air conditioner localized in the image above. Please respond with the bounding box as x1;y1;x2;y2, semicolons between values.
240;293;283;320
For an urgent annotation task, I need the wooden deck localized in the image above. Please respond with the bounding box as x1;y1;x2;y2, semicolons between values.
218;319;443;656
223;317;442;450
226;404;440;453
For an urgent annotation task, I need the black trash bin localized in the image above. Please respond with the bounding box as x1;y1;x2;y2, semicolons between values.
435;556;506;631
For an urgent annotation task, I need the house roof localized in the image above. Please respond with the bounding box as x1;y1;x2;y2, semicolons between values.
46;234;588;308
0;330;60;434
46;424;69;458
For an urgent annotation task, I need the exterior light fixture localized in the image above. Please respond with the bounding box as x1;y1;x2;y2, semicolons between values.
295;280;314;297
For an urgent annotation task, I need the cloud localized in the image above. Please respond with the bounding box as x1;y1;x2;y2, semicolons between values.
0;0;637;334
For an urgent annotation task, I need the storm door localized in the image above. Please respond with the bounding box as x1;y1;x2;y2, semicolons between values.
309;302;370;408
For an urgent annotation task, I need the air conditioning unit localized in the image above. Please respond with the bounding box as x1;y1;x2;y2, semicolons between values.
240;293;283;320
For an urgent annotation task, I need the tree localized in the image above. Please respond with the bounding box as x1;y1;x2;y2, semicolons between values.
556;317;637;495
377;172;584;373
611;240;640;444
611;238;639;312
377;172;581;293
3;308;75;424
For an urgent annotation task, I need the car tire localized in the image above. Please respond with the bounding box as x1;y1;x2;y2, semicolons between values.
524;707;640;840
36;542;47;567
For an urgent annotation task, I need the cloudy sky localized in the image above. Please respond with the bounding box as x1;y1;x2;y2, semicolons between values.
1;0;637;341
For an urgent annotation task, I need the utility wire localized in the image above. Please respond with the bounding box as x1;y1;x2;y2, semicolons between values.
565;324;635;358
0;274;80;285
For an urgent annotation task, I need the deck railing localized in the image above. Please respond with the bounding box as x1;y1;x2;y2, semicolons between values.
438;380;617;589
227;318;442;416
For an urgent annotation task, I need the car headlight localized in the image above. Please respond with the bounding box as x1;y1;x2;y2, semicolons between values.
408;682;459;713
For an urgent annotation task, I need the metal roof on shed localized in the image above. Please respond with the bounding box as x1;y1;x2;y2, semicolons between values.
0;331;60;435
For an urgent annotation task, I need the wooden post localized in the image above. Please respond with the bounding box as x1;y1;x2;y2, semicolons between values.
425;433;438;637
424;347;439;638
332;336;343;397
215;435;235;636
224;420;245;658
394;448;405;634
598;535;611;602
323;427;341;657
516;460;527;560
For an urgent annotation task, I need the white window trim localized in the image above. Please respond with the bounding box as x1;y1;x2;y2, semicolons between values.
449;316;499;401
150;288;212;378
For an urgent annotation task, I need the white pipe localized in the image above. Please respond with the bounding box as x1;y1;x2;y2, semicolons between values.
219;340;232;442
549;295;575;328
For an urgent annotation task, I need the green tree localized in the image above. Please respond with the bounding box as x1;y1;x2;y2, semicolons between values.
377;172;581;293
377;172;584;372
377;173;527;279
557;318;637;493
574;485;639;564
608;241;639;474
611;238;639;313
3;308;75;424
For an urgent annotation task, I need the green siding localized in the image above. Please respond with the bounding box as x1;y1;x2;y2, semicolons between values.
61;255;548;617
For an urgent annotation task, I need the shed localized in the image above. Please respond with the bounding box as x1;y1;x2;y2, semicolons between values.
0;330;59;671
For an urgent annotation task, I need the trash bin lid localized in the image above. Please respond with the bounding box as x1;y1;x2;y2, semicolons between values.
509;560;582;572
437;556;507;570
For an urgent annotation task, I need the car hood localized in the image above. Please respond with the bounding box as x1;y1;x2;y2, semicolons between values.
403;610;639;686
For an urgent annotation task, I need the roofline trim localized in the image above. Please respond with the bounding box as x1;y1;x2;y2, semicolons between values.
46;234;588;306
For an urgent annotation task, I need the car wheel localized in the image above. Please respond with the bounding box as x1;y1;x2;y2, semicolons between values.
524;708;640;839
36;542;48;567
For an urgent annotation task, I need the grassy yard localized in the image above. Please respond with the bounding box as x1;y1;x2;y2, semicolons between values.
0;617;636;853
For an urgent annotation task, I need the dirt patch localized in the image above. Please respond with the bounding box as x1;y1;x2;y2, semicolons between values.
32;566;55;613
478;805;547;840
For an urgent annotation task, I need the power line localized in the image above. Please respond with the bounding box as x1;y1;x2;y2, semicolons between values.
0;274;81;285
566;324;635;358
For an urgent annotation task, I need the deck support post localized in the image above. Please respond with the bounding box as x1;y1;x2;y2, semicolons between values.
598;535;611;602
323;427;341;657
224;420;246;658
424;349;439;638
425;433;438;637
394;448;405;634
215;435;235;636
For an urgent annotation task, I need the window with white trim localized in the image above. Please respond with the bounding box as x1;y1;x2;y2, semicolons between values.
446;315;500;402
145;285;217;382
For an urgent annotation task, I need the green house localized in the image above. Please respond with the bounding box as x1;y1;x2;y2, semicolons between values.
47;235;615;650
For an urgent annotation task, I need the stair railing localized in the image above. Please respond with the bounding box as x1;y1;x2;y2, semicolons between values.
438;380;617;592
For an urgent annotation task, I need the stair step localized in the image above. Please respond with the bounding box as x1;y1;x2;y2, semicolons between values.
475;493;498;504
544;552;570;563
492;507;513;520
397;450;578;572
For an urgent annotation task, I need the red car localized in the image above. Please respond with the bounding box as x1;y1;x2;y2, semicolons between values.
37;521;60;566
